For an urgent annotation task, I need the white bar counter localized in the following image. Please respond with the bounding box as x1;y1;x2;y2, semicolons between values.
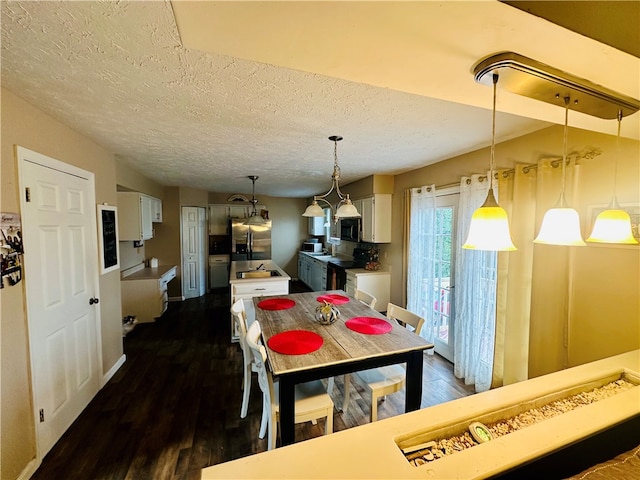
201;349;639;479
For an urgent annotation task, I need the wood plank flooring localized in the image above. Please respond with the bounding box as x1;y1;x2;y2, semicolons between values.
32;284;476;480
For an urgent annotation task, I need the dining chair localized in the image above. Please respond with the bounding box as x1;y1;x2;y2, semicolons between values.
245;321;334;450
343;302;425;422
354;289;377;309
327;289;378;398
231;299;255;419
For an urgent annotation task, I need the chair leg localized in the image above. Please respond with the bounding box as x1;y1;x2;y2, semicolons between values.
326;376;335;395
240;368;251;418
325;408;333;435
341;373;351;412
370;394;378;423
259;394;268;439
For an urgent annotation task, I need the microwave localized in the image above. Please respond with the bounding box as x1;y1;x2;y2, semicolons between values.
340;218;360;242
302;242;323;253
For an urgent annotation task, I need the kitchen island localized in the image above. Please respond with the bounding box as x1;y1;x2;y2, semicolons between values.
229;260;290;342
201;349;640;479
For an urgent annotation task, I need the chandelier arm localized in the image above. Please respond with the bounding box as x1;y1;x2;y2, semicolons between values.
314;196;335;212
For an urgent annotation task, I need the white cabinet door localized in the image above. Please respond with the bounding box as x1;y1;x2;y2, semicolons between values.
150;196;163;223
140;194;154;240
209;205;229;235
358;194;392;243
229;205;249;218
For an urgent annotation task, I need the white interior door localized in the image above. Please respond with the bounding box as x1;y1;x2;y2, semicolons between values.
181;206;206;299
18;147;102;459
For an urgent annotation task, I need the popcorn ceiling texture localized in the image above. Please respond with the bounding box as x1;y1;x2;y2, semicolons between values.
1;1;552;196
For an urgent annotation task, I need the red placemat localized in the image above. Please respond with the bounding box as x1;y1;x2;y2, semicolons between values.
267;330;323;355
345;317;393;335
257;298;296;311
317;294;350;305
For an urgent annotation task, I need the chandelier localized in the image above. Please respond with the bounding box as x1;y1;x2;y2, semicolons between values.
302;136;360;222
244;175;266;226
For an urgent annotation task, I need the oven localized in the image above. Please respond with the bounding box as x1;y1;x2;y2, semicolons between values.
326;247;370;290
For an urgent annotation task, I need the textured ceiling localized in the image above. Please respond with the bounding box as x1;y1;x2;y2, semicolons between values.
2;1;638;198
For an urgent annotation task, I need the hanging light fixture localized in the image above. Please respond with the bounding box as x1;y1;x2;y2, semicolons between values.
302;135;360;222
586;111;638;245
462;73;516;251
533;97;586;246
244;175;266;226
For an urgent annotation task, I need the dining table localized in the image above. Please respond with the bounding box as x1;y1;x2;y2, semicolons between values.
253;290;434;446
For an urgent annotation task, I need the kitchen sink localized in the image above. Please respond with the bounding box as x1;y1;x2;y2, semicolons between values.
236;270;281;279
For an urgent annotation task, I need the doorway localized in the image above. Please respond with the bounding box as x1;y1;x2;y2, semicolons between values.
18;146;102;459
181;206;206;299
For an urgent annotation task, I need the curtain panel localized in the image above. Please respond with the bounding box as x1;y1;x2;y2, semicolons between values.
406;185;437;351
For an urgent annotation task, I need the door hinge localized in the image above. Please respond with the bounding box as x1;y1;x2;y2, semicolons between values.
39;409;44;422
25;187;31;203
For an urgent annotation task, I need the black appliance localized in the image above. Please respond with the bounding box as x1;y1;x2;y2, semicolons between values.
326;247;369;290
209;235;231;255
339;218;360;242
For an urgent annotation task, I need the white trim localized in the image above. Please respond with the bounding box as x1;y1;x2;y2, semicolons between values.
435;185;460;197
16;458;40;480
102;354;126;387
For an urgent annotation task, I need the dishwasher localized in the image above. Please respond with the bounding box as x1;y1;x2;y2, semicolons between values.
209;254;230;289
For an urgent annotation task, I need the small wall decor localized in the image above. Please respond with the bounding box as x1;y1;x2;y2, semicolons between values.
0;212;23;288
97;204;120;274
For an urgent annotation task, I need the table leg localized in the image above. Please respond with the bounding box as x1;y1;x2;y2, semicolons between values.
279;376;296;446
405;350;424;412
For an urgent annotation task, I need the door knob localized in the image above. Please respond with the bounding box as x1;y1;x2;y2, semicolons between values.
89;297;100;305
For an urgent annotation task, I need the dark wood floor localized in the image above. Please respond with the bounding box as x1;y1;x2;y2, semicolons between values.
32;283;475;480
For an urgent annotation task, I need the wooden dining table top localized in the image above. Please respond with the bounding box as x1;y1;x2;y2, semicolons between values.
253;290;433;376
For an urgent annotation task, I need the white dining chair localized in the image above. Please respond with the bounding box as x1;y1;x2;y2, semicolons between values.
231;299;255;419
327;289;378;398
343;302;425;422
245;321;334;450
354;289;377;310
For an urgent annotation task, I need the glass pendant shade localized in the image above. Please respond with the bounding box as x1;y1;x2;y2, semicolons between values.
533;195;586;246
244;213;266;225
587;208;638;244
462;189;516;251
335;198;361;218
302;200;324;217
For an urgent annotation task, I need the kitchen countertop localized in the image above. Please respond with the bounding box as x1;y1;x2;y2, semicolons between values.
121;263;176;280
201;349;640;479
229;260;291;284
299;251;389;273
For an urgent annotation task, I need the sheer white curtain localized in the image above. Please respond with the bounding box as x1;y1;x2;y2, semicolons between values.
454;174;498;392
406;185;437;352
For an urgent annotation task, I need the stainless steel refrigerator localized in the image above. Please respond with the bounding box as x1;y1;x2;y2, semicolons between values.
230;218;272;261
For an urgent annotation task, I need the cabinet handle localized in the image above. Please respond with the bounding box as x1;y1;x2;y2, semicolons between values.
255;288;267;291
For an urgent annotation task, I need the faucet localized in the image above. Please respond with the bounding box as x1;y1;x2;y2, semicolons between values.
256;263;265;271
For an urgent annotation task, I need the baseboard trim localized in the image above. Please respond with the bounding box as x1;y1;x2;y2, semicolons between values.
102;354;126;386
17;458;40;480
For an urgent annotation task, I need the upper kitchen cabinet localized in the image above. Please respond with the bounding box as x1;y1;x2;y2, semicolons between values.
308;216;325;236
118;192;162;241
356;194;392;243
208;204;252;235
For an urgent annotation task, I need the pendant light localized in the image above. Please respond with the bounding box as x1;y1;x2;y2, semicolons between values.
302;136;360;222
586;111;638;244
462;73;516;251
244;175;266;226
533;97;586;246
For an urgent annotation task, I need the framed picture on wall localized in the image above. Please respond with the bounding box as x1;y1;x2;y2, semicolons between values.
97;204;120;274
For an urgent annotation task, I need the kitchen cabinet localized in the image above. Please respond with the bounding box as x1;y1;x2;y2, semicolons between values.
118;192;162;241
121;264;177;323
345;270;390;312
229;260;290;342
208;204;253;235
357;194;392;243
209;254;230;289
298;253;327;291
